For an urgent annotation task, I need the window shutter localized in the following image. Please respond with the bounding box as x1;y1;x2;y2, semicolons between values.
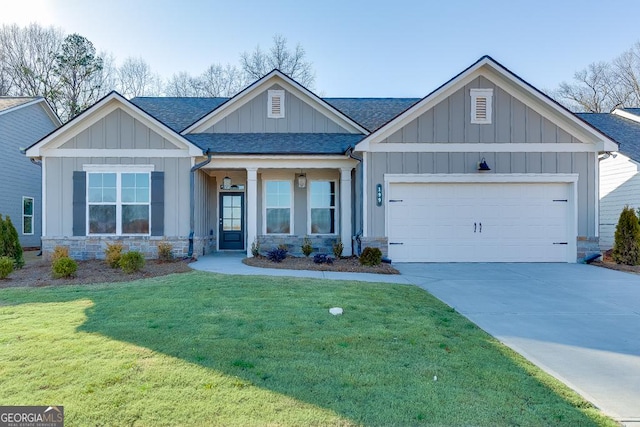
150;171;164;236
72;171;86;236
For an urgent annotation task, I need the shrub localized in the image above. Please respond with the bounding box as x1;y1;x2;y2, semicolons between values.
333;241;344;259
0;256;14;279
119;251;145;274
359;247;382;266
157;242;173;262
51;246;69;262
251;239;260;257
266;247;287;263
313;253;334;265
0;215;24;269
52;257;78;278
105;242;123;268
301;237;313;257
613;205;640;265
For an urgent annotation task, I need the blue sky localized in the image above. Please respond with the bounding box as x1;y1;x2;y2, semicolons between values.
2;0;639;97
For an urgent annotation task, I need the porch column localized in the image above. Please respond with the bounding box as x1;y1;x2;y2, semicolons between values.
340;167;353;256
246;167;258;257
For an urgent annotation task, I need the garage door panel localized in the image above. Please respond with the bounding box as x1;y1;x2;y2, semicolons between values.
388;182;571;262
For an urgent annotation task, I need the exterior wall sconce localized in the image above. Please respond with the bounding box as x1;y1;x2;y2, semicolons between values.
221;176;232;190
478;158;491;171
297;173;307;188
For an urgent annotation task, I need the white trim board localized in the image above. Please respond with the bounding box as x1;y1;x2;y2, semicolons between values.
364;142;603;153
383;173;579;184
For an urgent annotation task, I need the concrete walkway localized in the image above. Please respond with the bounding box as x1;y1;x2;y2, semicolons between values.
191;254;640;425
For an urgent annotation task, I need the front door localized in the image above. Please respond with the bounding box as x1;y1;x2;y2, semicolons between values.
219;193;244;250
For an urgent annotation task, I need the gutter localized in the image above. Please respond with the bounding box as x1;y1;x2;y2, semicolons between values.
188;149;212;257
345;146;363;256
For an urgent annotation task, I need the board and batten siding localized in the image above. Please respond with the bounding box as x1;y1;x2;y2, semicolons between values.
0;102;59;247
59;108;177;149
382;77;581;144
366;151;597;238
203;84;354;134
193;170;217;248
44;156;191;237
599;154;640;249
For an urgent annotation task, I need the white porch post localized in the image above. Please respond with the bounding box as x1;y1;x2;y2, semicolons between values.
246;167;258;257
340;167;353;256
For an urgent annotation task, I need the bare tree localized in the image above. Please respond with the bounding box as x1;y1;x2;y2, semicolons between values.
117;56;162;98
0;23;63;100
54;33;104;120
199;63;246;97
240;34;315;88
164;71;203;97
556;62;617;112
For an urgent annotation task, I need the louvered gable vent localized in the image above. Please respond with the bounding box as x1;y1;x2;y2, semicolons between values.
470;88;493;124
268;89;285;118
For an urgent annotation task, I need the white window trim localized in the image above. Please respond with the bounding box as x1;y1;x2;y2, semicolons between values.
307;180;338;235
263;178;294;235
22;196;34;235
86;170;152;236
470;88;493;124
268;89;285;119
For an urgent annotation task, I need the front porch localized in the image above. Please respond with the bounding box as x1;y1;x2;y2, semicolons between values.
193;156;358;258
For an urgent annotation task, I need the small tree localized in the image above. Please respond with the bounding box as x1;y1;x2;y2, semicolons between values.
0;215;24;268
613;205;640;265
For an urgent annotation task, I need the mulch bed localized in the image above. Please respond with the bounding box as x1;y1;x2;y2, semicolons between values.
0;252;193;288
590;249;640;275
243;255;399;274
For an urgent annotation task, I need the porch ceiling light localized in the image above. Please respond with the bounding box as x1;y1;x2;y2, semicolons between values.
297;173;307;188
222;176;232;190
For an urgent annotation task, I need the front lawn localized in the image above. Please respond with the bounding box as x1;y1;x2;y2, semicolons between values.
0;272;614;426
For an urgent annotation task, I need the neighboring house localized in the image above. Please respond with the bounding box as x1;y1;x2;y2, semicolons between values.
578;109;640;249
25;56;617;262
0;97;61;248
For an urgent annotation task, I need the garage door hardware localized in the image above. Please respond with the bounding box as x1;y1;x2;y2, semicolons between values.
389;242;404;245
553;199;568;202
553;242;568;245
389;199;403;203
474;222;482;233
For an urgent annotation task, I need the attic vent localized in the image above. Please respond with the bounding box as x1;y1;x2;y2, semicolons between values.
470;88;493;124
268;89;285;119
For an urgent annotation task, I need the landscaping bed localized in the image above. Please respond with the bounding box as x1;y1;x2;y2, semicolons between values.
591;249;640;275
0;250;192;288
243;255;399;274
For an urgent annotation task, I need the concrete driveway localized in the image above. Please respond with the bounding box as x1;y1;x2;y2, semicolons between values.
396;263;640;425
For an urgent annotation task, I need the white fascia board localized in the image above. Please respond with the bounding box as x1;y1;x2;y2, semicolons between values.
183;71;367;135
199;155;358;170
25;92;202;157
42;149;193;158
383;173;579;184
366;142;601;153
612;108;640;123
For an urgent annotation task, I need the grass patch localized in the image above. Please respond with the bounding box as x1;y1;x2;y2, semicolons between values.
0;272;615;426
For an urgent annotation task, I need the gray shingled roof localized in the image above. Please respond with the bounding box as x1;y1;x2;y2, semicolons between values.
577;113;640;161
324;98;420;131
130;96;420;133
130;97;228;132
0;97;38;113
185;133;365;154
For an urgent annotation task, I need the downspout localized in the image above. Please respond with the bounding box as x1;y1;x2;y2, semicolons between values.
188;149;212;257
346;146;363;256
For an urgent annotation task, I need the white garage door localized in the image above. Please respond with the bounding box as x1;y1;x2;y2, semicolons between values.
387;182;572;262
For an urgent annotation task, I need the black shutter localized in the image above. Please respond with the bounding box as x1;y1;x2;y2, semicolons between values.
72;171;86;236
151;171;164;236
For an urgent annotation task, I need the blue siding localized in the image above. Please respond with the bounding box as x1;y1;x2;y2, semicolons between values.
0;101;59;247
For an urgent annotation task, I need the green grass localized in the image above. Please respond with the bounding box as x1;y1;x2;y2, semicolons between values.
0;272;616;426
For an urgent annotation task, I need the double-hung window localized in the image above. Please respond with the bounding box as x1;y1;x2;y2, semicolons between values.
87;172;150;235
22;197;34;235
309;181;336;234
265;180;291;234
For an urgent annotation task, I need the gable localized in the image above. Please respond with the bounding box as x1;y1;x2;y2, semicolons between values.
383;76;582;144
59;108;181;150
200;84;352;134
26;92;202;158
356;56;618;153
185;71;367;135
